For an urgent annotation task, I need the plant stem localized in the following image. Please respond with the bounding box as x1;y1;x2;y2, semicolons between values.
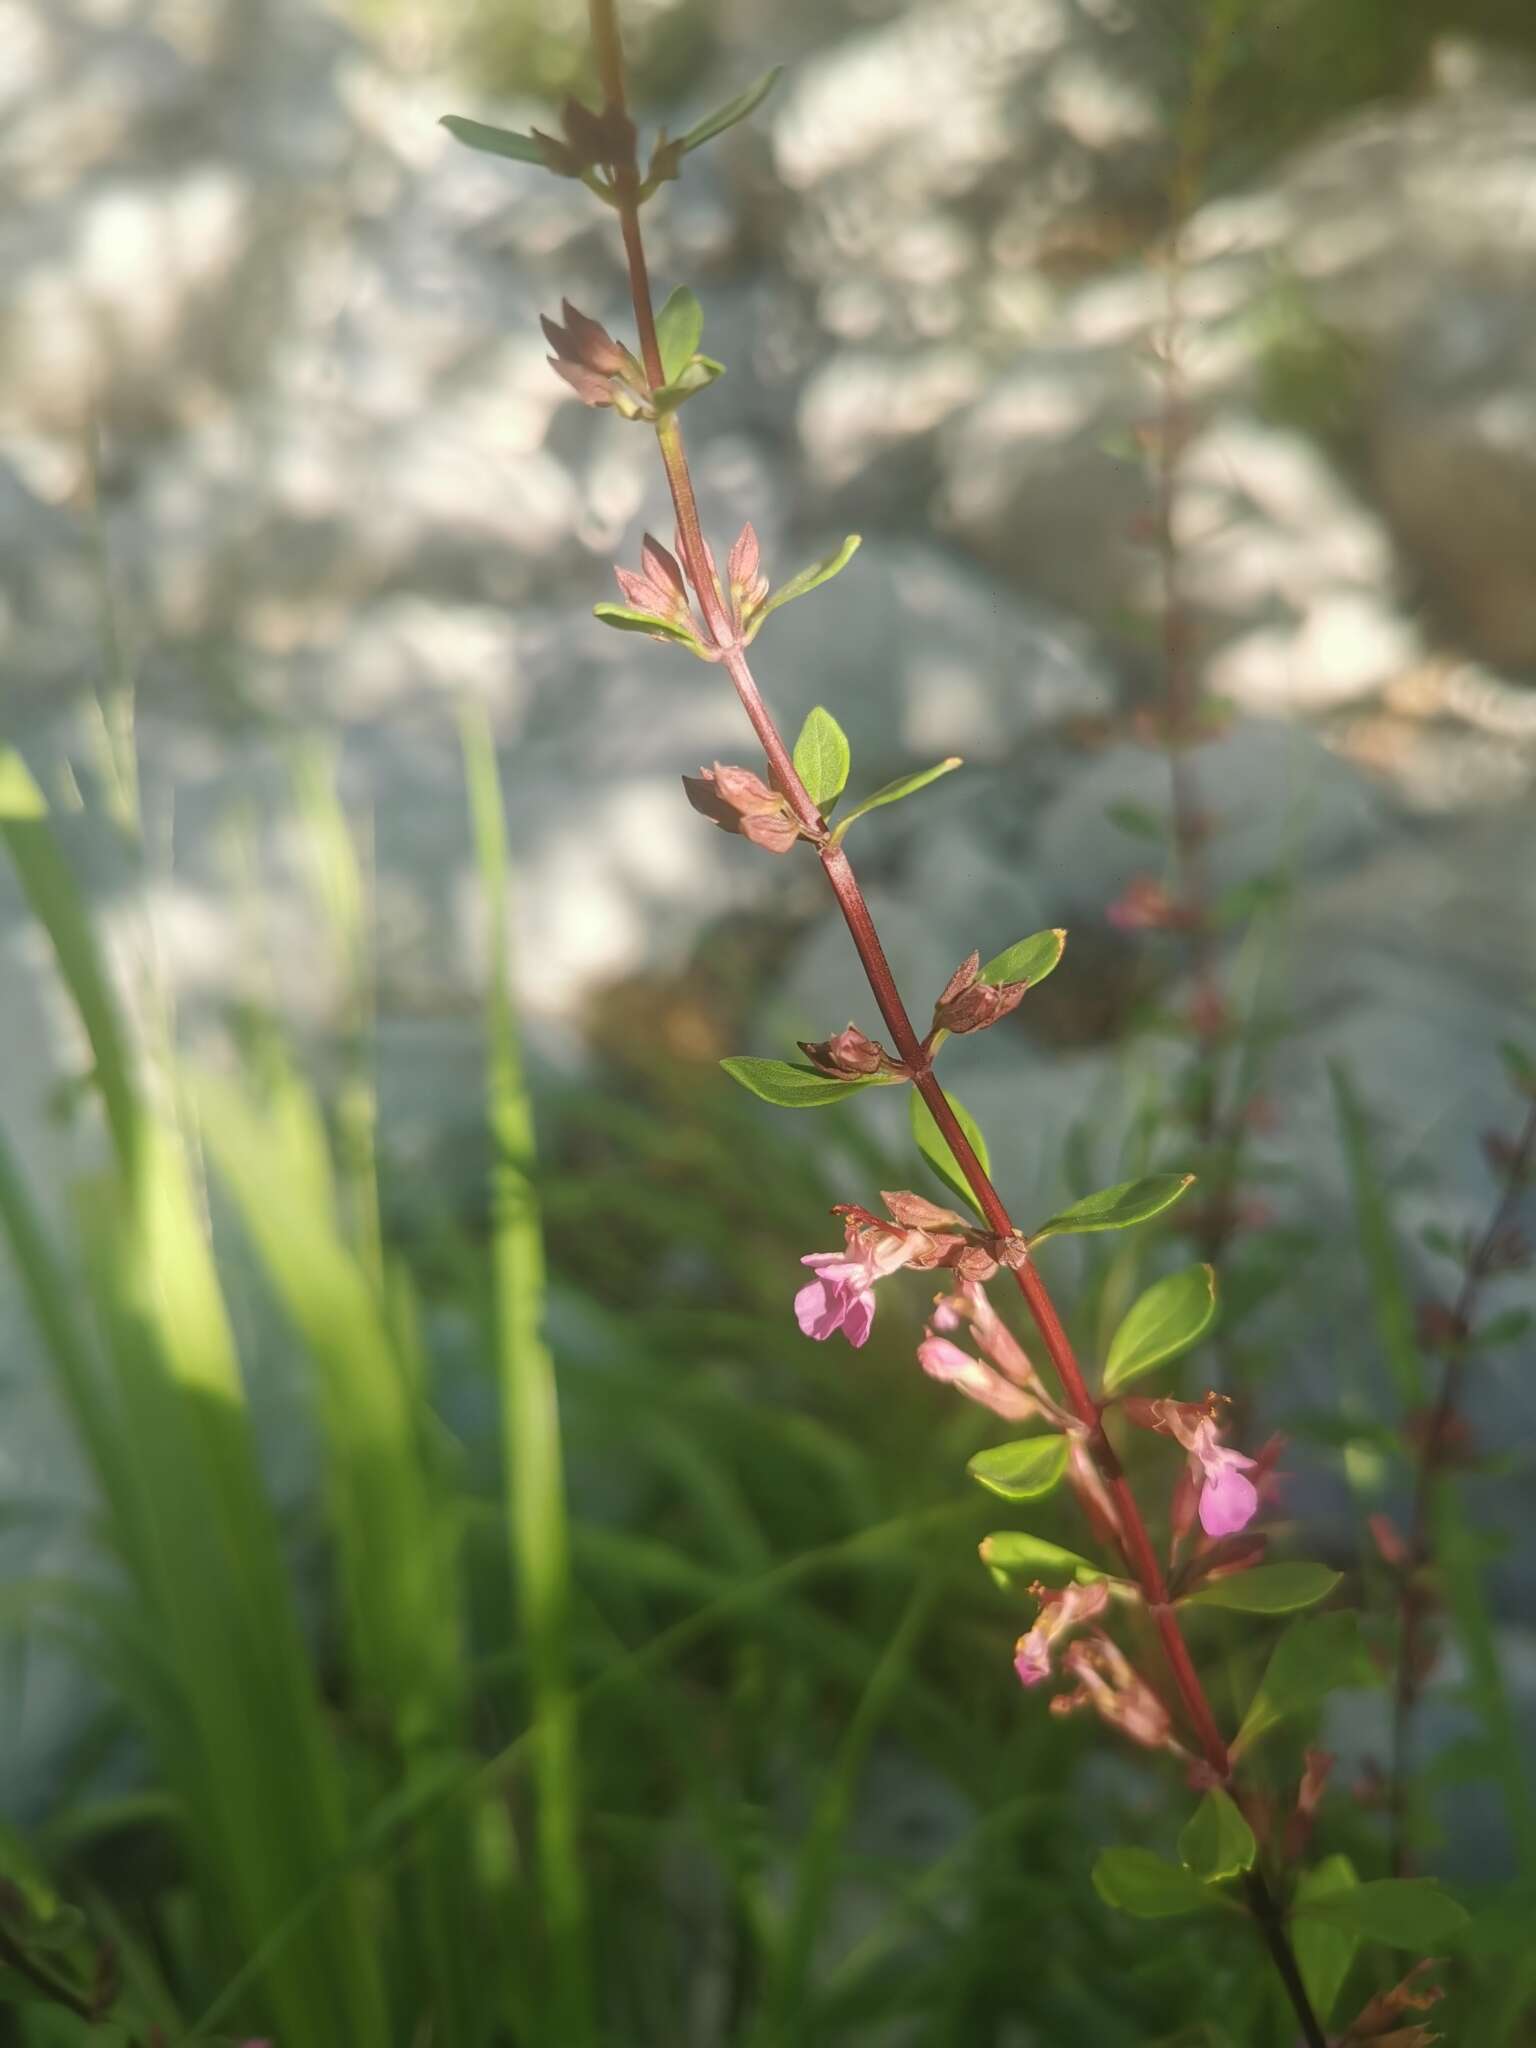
1389;1096;1536;1874
584;6;1326;2037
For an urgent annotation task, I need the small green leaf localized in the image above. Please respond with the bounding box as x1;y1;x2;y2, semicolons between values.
651;353;725;413
967;1435;1069;1502
1105;800;1167;842
979;928;1066;990
719;1056;877;1108
831;758;963;840
1103;1265;1216;1392
1182;1564;1342;1615
1475;1307;1532;1350
792;706;851;810
909;1088;990;1214
0;751;47;821
1294;1878;1470;1950
1092;1848;1219;1919
1293;1856;1360;2023
979;1531;1103;1588
655;287;705;384
1498;1040;1536;1098
592;603;703;652
1177;1789;1256;1883
677;66;783;155
439;115;548;166
751;535;861;634
1030;1174;1195;1245
1235;1611;1373;1754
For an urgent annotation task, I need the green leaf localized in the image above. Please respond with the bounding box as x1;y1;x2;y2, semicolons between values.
909;1087;990;1214
1177;1789;1256;1883
979;1531;1103;1588
1295;1878;1470;1950
1103;1265;1216;1392
1476;1307;1532;1350
979;928;1066;990
1092;1848;1218;1919
831;758;962;840
651;353;724;412
677;66;783;155
719;1056;877;1109
1105;799;1166;842
655;287;705;384
1293;1856;1361;2023
792;706;851;810
1030;1174;1195;1245
751;535;861;634
1235;1611;1373;1754
1182;1564;1342;1615
439;115;547;166
967;1436;1069;1502
592;603;702;651
0;751;47;821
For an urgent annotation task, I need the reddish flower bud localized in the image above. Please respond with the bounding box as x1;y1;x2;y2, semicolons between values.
1051;1634;1184;1758
1106;876;1198;932
1415;1300;1466;1353
555;94;637;172
682;763;800;854
614;533;694;627
1369;1512;1411;1570
1341;1962;1444;2044
931;950;1028;1035
798;1024;898;1077
727;522;771;636
541;299;646;409
1284;1746;1334;1862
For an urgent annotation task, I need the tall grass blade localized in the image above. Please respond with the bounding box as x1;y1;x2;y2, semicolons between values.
462;707;594;2045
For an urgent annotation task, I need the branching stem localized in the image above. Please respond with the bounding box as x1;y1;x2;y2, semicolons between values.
584;7;1327;2039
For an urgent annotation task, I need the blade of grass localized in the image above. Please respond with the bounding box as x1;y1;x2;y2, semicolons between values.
461;705;593;2047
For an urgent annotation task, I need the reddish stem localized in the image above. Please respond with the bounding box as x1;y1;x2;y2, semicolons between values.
1389;1096;1536;1873
582;9;1325;2040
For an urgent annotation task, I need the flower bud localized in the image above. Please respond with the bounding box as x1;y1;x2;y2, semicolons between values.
931;951;1028;1036
682;763;800;854
541;299;645;409
798;1023;895;1077
727;522;771;637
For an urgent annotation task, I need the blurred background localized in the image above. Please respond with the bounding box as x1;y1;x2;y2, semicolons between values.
2;0;1536;2040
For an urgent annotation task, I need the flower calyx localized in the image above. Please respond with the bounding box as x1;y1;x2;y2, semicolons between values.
931;949;1029;1038
798;1024;906;1080
1050;1632;1189;1759
542;300;650;414
683;761;804;854
529;95;638;186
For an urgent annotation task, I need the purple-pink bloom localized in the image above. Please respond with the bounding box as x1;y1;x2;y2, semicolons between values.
796;1253;880;1346
1012;1578;1109;1688
1172;1413;1258;1537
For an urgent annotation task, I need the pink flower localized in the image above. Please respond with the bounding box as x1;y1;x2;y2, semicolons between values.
1165;1409;1258;1538
916;1333;1039;1421
1012;1579;1109;1687
795;1251;881;1346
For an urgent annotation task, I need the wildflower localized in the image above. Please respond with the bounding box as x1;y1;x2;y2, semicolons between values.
1012;1579;1109;1688
797;1194;1013;1347
931;950;1028;1037
1146;1400;1259;1538
682;763;800;853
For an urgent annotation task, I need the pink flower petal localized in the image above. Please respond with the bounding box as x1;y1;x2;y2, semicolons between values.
1199;1463;1259;1538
